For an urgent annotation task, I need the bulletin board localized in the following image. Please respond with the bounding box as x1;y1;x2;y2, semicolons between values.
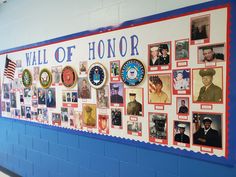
0;1;235;165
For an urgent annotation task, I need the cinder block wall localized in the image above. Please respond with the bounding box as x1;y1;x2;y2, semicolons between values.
0;1;236;177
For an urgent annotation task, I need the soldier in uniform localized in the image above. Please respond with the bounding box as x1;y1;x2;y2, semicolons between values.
127;93;142;116
97;88;109;108
174;123;190;144
202;46;224;62
84;105;96;127
159;44;170;65
193;117;221;147
150;114;167;139
178;100;189;114
197;68;222;102
149;46;161;66
111;109;122;126
110;85;123;104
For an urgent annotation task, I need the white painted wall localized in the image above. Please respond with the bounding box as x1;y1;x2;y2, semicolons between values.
0;0;212;51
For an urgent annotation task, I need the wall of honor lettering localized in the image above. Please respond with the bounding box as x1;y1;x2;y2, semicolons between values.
0;6;229;158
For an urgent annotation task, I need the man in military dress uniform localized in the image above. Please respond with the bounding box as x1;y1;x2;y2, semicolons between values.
197;68;222;102
202;46;224;62
159;44;170;65
149;46;161;66
193;117;221;147
110;85;123;104
174;123;190;144
127;93;142;116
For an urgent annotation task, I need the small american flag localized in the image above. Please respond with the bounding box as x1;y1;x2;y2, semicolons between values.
4;56;16;80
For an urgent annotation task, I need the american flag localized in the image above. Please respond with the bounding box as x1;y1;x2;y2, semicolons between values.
4;56;16;80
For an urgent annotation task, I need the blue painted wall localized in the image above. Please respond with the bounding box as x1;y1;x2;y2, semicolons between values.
0;117;235;177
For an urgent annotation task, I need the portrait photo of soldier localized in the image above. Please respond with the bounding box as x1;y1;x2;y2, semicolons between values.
82;104;96;127
21;106;25;117
97;86;109;109
126;88;143;116
78;77;91;99
148;74;171;104
6;102;10;112
32;84;38;98
33;67;39;81
24;88;31;98
174;121;190;144
38;88;46;105
52;113;61;125
191;15;210;42
1;102;6;112
66;92;71;102
25;106;31;119
173;69;190;94
110;83;124;105
177;97;189;114
10;92;16;108
148;42;171;70
3;84;10;99
110;61;120;77
127;121;142;135
46;88;56;108
175;39;189;60
61;107;69;123
71;92;78;103
149;113;167;141
198;44;225;63
193;113;222;148
98;114;109;134
111;108;122;127
79;61;87;74
51;66;62;84
193;68;223;103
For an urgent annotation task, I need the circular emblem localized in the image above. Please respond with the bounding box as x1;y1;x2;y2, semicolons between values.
39;68;52;88
61;66;77;88
22;69;32;88
88;63;107;89
121;59;145;86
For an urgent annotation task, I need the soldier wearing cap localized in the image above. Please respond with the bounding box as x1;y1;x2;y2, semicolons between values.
97;88;108;108
193;116;221;147
84;105;96;126
149;46;161;66
159;44;170;65
174;123;190;144
197;68;222;102
110;85;123;104
176;42;189;59
127;93;142;116
151;114;167;139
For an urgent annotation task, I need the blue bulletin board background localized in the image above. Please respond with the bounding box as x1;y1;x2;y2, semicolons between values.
0;0;235;171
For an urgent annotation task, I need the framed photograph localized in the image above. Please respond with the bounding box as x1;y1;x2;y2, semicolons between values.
21;106;25;117
198;43;225;64
25;106;31;119
32;84;38;99
127;121;142;136
38;88;46;105
6;102;10;112
46;88;56;108
176;97;189;116
173;69;190;95
98;114;109;134
78;77;91;99
191;14;210;44
1;101;5;112
192;67;223;103
125;88;143;117
110;60;120;82
33;67;39;81
192;112;222;150
3;84;10;99
97;86;109;109
61;107;69;126
149;112;168;144
16;60;22;68
110;83;124;107
82;104;97;128
175;39;189;60
62;90;78;107
10;92;16;108
32;100;38;108
79;61;88;75
173;121;190;147
111;108;122;129
51;66;63;86
52;113;61;126
24;88;31;98
148;41;171;71
148;73;171;104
